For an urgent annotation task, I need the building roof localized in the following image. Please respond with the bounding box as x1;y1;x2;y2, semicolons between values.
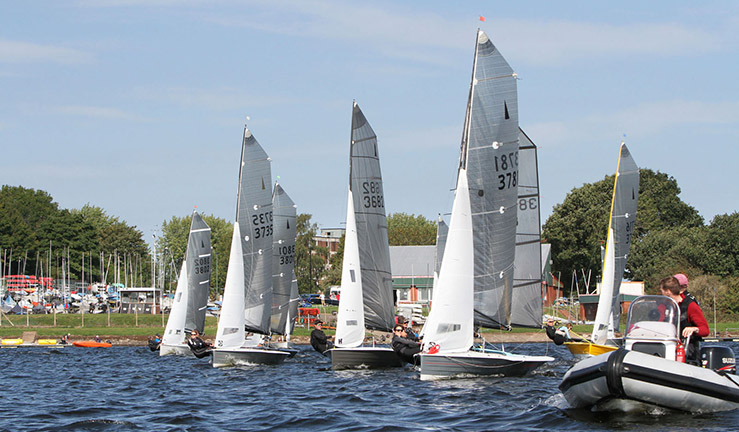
390;245;436;277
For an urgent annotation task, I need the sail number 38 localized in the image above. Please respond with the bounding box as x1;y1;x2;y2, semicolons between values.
361;181;384;208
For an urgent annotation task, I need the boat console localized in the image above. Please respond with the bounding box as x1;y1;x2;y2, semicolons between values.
624;295;680;360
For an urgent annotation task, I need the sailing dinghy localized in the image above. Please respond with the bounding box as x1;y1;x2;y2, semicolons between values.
269;183;300;350
560;295;739;413
564;143;639;359
161;210;211;356
212;123;289;367
417;30;553;380
327;102;402;370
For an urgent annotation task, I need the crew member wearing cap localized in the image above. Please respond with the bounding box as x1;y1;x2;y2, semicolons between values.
310;320;333;355
674;273;700;306
660;276;708;365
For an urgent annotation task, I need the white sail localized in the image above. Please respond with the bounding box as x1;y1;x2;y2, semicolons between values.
421;169;475;354
591;143;639;345
335;189;366;348
215;222;246;349
162;262;189;347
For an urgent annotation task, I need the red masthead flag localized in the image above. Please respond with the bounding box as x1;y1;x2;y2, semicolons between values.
479;16;485;22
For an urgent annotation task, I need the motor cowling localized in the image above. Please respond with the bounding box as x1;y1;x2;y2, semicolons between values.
700;346;736;374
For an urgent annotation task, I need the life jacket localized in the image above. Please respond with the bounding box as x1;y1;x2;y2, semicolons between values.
679;295;702;363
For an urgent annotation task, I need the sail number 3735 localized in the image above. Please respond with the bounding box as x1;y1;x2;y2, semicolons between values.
361;181;384;208
252;211;273;239
494;152;518;190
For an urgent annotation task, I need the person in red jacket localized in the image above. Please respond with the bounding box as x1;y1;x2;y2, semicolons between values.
660;276;709;365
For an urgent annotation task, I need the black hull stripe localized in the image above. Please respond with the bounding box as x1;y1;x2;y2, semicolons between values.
560;349;739;404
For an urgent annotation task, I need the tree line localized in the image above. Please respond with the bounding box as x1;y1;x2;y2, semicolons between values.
5;171;736;318
0;185;150;287
542;169;738;319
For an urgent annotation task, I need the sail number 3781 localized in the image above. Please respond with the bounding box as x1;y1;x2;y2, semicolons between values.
494;152;518;190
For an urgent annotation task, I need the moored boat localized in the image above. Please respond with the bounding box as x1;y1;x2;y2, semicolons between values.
73;341;112;348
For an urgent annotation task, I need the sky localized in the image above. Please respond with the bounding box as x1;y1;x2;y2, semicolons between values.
2;1;738;247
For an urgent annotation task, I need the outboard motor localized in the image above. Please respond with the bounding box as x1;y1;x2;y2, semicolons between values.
701;346;736;374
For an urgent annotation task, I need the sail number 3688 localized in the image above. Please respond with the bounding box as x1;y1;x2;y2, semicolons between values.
362;181;384;208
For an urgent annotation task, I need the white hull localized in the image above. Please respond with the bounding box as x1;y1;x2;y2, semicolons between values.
211;347;289;367
419;350;554;381
159;343;193;357
560;349;739;413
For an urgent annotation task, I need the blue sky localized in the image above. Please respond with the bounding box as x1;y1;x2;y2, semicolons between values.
2;1;737;245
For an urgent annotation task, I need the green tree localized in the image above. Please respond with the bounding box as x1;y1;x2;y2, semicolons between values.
157;214;232;298
542;169;703;294
387;212;437;246
294;213;329;294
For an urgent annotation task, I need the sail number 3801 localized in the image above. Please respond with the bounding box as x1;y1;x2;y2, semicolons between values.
361;181;384;208
193;256;210;275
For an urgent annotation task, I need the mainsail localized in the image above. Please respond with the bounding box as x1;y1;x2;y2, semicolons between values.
464;30;520;330
348;102;395;332
591;143;639;345
270;183;298;336
162;210;211;347
215;125;273;349
510;129;543;328
184;211;212;334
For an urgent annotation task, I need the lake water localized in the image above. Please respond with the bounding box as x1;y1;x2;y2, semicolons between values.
2;342;739;431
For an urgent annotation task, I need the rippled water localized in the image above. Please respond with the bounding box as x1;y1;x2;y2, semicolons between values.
2;342;739;431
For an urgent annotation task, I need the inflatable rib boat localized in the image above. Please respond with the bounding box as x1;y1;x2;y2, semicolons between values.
560;296;739;413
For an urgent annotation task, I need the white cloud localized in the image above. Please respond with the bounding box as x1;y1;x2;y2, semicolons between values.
202;2;729;67
526;99;739;148
496;20;722;66
130;86;303;111
0;40;92;64
54;105;148;121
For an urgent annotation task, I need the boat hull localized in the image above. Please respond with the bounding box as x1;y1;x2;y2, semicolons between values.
560;348;739;413
564;341;618;359
1;339;23;346
160;343;193;357
211;347;289;367
72;341;112;348
418;351;554;381
329;347;403;370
